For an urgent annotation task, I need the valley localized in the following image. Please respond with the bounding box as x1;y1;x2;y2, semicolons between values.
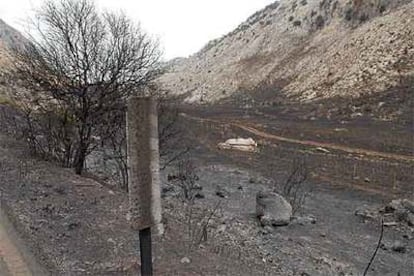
0;0;413;275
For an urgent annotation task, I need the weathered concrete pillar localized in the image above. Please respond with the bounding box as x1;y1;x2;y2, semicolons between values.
126;96;162;231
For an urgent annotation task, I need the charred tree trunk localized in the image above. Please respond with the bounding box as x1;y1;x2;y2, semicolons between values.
74;120;91;175
74;143;88;175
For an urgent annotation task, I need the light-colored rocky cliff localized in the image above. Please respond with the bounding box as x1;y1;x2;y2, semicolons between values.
159;0;414;104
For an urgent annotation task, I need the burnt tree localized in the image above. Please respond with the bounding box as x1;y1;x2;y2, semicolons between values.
11;0;161;174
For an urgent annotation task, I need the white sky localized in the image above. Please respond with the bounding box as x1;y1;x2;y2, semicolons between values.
0;0;275;60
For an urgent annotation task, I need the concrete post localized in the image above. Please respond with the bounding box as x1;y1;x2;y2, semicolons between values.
126;96;162;276
126;96;162;230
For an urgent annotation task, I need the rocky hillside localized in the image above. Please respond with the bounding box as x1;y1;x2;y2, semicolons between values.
159;0;414;105
0;19;28;50
0;19;29;101
0;19;29;64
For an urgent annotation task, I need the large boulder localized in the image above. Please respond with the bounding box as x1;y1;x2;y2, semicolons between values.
218;137;257;152
402;199;414;214
407;213;414;227
385;198;414;213
256;191;292;227
385;199;405;213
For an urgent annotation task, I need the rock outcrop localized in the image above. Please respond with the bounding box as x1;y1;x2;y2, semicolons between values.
159;0;414;105
218;137;258;152
355;198;414;228
0;19;30;101
256;191;292;227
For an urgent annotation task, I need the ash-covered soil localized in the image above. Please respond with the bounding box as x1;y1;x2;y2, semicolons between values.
0;100;413;275
175;103;414;275
0;132;280;275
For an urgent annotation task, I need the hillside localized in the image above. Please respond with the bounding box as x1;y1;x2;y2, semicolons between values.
0;19;28;49
158;0;414;105
0;19;29;66
0;19;29;102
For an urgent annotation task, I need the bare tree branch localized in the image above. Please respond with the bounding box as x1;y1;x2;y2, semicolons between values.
363;217;384;276
8;0;162;174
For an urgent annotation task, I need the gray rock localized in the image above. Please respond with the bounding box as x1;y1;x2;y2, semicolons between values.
391;241;406;253
67;221;80;231
384;199;414;226
385;199;404;213
195;192;205;199
260;226;274;235
394;208;409;223
216;224;227;233
256;191;292;227
180;257;191;264
193;184;203;191
403;233;413;240
161;185;175;197
216;186;230;198
355;206;377;220
383;221;398;227
292;215;317;225
315;147;330;153
406;213;414;227
402;199;414;214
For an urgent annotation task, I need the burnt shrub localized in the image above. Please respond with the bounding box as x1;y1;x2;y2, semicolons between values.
359;13;369;23
269;157;313;215
344;8;354;21
314;15;325;29
281;158;310;215
293;20;302;27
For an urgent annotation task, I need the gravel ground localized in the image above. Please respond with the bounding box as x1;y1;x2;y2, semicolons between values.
0;102;413;275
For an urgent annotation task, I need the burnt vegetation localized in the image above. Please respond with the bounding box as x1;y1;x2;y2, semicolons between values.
9;0;162;175
270;158;312;215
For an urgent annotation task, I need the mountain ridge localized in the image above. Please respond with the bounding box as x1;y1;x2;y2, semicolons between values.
0;19;30;101
158;0;414;105
0;19;30;69
0;19;28;50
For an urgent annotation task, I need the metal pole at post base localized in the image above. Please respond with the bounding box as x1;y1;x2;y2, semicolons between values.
139;227;153;276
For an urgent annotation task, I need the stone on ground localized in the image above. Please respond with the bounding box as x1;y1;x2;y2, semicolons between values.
256;191;292;227
402;199;414;214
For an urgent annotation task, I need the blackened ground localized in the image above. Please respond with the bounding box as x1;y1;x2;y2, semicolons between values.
175;108;414;275
0;79;413;276
0;132;284;275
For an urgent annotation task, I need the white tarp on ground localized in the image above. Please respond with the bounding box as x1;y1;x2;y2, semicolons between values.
218;137;257;152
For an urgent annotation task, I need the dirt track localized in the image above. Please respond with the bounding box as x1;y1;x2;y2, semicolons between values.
181;113;414;163
177;108;414;275
179;107;413;200
0;208;32;276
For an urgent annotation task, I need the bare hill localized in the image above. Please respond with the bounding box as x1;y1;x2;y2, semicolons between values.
0;19;29;101
0;19;29;65
159;0;414;105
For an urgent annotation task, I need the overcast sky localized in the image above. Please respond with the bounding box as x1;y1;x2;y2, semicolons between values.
0;0;274;60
